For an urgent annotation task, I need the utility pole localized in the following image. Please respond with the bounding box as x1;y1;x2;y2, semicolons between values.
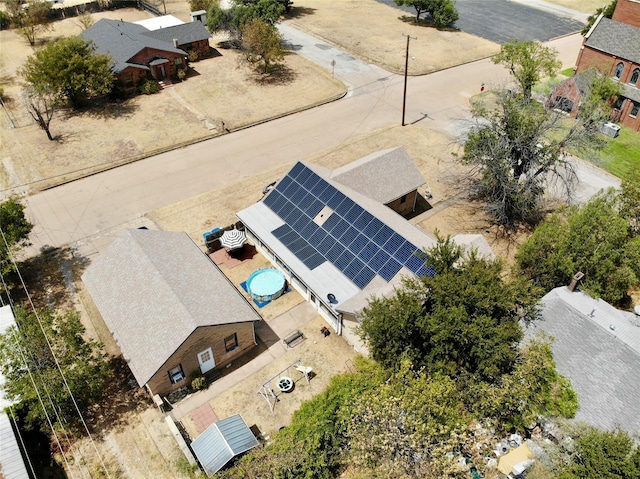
402;34;416;126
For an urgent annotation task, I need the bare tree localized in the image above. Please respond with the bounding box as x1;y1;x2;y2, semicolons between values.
22;86;56;141
6;0;53;46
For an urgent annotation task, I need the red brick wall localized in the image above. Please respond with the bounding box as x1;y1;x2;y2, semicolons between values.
612;0;640;27
576;46;640;84
549;79;581;116
385;190;419;216
146;322;257;396
615;98;640;131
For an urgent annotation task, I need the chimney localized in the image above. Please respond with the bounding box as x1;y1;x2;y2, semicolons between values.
568;271;584;292
173;38;178;48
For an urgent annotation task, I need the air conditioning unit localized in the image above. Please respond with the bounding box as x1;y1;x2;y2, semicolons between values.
599;121;621;138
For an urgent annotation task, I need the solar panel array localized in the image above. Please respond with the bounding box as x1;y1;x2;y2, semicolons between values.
263;162;435;289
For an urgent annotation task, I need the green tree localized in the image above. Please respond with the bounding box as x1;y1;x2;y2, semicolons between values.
516;190;640;304
394;0;458;27
492;39;561;104
189;0;215;13
346;364;470;478
208;0;284;41
359;237;540;381
6;0;53;46
431;0;458;28
530;424;640;479
0;307;111;432
471;336;578;431
20;36;113;109
0;197;33;276
241;18;285;73
461;82;610;229
581;0;617;35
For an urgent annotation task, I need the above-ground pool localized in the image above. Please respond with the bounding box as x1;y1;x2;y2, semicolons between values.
246;268;286;303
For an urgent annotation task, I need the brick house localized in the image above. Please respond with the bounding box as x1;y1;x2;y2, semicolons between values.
548;68;597;116
82;229;261;397
82;18;211;91
573;0;640;130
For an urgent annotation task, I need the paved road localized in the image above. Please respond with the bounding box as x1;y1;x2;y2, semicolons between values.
376;0;587;43
24;32;592;256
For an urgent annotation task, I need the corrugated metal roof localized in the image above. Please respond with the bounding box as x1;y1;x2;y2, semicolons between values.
191;414;258;476
82;229;261;387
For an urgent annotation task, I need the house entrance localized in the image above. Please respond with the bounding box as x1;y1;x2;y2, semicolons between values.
197;347;215;374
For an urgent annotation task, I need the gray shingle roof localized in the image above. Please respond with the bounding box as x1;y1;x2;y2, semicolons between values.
330;147;426;204
82;19;186;74
585;17;640;65
142;21;211;46
82;229;261;386
524;287;640;435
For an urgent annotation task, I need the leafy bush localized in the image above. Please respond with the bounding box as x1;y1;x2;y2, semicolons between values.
177;69;186;81
190;375;207;391
188;50;198;62
139;78;160;95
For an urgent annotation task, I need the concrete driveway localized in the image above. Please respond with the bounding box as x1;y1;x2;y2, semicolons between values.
375;0;586;43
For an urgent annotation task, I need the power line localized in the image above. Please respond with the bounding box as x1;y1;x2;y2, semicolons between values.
0;226;113;479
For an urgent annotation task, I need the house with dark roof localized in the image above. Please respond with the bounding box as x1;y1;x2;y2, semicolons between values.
82;18;211;90
82;229;261;397
573;0;640;131
237;147;493;344
524;287;640;435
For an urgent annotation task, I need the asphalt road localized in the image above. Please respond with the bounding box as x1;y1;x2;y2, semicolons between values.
22;31;595;256
376;0;586;43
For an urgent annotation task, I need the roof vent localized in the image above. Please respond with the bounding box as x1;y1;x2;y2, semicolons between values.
173;38;178;47
327;293;337;304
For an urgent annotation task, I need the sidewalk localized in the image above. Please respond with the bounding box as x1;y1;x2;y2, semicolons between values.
169;302;318;421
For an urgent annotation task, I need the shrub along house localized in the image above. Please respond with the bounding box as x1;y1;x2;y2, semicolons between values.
82;18;211;91
82;229;261;397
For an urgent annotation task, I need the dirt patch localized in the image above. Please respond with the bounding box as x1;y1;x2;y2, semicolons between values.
541;0;603;14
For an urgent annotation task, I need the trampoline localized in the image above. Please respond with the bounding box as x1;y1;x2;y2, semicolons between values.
246;268;286;303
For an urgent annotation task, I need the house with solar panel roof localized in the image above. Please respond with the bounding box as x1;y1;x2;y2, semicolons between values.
237;147;493;342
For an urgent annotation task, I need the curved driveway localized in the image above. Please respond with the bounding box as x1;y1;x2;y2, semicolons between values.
24;29;587;255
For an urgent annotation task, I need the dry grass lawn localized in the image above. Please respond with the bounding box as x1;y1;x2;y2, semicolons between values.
287;0;500;75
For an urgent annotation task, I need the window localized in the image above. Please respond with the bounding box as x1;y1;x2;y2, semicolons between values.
168;364;185;384
614;62;624;79
631;102;640;118
175;57;183;67
224;333;239;352
400;194;407;203
631;68;640;85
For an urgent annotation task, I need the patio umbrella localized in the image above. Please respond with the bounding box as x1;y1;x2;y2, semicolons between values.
220;229;247;250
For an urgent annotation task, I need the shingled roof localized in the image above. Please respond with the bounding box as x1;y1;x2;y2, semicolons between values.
142;21;211;46
524;287;640;435
585;17;640;65
82;19;186;73
330;147;426;204
82;229;261;387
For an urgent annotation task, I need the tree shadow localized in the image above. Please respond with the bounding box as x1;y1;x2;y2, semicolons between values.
60;97;138;121
285;6;316;19
87;355;152;436
398;14;460;31
252;62;296;85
